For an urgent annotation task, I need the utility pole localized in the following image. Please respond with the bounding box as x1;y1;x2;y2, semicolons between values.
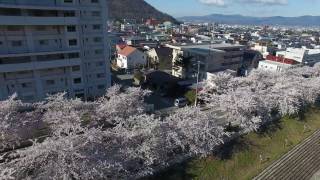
194;61;200;107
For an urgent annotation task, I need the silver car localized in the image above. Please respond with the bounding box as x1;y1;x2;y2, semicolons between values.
174;98;188;107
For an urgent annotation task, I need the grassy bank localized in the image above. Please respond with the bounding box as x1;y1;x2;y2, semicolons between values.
152;108;320;180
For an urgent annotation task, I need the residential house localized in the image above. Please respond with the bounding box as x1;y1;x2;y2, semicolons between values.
117;46;147;70
145;18;160;28
146;47;173;70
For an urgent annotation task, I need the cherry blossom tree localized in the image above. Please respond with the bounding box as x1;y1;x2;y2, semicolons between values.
0;94;37;150
0;167;15;180
200;63;320;133
37;92;91;136
94;85;151;126
1;63;320;180
5;127;122;180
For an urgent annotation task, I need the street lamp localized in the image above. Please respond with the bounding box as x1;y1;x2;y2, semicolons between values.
194;60;200;107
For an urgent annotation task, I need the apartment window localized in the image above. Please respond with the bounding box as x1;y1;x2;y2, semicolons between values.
68;39;78;46
64;11;75;17
11;40;22;47
67;26;76;32
68;52;80;59
0;41;3;45
73;78;82;84
91;11;101;17
7;26;22;31
96;73;105;78
93;24;101;30
64;0;73;3
93;37;102;43
37;54;63;62
21;82;32;88
39;40;49;45
80;11;88;18
96;61;104;67
72;65;80;72
94;49;103;55
46;80;55;85
1;9;21;16
22;95;34;101
18;71;31;75
0;57;31;64
35;26;46;31
91;0;99;3
97;85;105;90
75;91;84;99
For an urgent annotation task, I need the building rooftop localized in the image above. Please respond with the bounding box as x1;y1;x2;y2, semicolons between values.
118;46;137;56
307;49;320;55
260;60;293;67
184;48;223;55
167;43;244;50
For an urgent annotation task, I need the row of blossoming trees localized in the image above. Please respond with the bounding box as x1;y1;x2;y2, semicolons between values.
1;64;320;179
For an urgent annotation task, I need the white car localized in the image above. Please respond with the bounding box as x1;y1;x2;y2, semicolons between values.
174;98;188;107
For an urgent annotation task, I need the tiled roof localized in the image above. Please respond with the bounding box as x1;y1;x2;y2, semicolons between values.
118;46;136;56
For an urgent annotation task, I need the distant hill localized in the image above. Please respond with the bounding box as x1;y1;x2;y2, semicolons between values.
179;14;320;26
107;0;179;24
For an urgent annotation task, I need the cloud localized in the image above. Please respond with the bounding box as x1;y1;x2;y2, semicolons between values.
198;0;227;6
198;0;288;6
239;0;288;5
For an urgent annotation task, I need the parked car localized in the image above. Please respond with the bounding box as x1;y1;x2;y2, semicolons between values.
174;97;187;107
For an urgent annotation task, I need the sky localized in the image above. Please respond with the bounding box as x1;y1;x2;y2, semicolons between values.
145;0;320;17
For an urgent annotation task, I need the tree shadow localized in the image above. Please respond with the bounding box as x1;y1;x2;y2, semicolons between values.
146;136;256;180
257;119;283;137
144;159;196;180
213;136;253;160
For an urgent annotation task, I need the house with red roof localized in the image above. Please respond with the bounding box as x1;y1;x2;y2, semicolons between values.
116;46;147;70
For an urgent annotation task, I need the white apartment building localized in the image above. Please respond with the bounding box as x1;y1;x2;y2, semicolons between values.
167;43;245;80
0;0;111;101
258;60;292;72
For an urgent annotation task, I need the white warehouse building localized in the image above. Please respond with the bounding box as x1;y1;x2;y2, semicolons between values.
0;0;111;101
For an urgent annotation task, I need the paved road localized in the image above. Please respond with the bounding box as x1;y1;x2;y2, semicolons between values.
155;105;230;127
112;73;134;87
254;130;320;180
145;93;174;111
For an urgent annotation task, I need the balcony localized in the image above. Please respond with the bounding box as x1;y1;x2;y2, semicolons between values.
0;16;78;25
0;58;81;72
0;48;80;58
0;0;77;10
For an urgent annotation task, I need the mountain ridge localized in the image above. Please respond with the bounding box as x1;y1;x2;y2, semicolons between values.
178;14;320;26
107;0;179;24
